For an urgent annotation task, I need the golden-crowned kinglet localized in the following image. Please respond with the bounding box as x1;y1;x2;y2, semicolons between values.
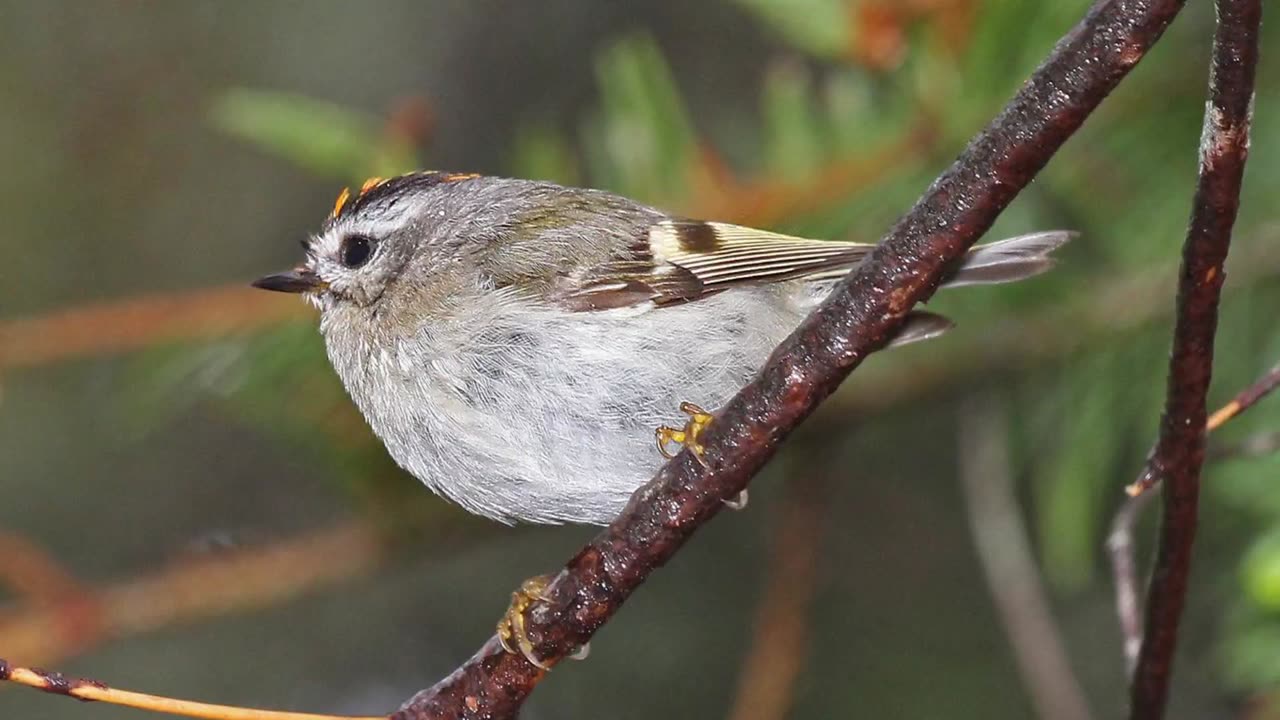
254;172;1073;525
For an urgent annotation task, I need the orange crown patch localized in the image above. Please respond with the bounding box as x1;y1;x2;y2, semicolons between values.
328;172;481;221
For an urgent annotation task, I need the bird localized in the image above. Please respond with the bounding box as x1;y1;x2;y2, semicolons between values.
254;170;1073;665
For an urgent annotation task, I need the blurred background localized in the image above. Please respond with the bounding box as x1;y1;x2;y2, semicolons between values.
1;1;1278;718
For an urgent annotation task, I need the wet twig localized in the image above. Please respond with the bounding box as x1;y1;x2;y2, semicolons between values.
1124;1;1260;718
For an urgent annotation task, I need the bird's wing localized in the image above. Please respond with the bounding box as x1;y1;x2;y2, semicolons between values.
552;219;873;311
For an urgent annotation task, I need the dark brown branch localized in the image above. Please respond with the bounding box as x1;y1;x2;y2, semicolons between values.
1127;1;1260;718
1108;359;1278;677
395;2;1188;718
1127;362;1280;497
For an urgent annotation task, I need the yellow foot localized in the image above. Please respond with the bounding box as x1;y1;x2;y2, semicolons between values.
498;575;553;669
655;402;714;467
496;574;590;670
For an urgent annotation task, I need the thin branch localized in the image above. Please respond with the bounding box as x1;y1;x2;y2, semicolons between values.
1127;1;1259;717
0;286;309;370
0;521;386;668
0;531;84;605
1130;365;1279;496
1108;361;1280;676
0;660;382;720
959;399;1092;720
0;519;491;719
1205;364;1280;436
388;2;1187;717
725;470;824;720
1107;489;1157;676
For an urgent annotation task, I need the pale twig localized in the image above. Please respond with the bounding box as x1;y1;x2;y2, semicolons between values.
0;661;383;720
1107;490;1157;675
1205;365;1280;439
959;398;1093;720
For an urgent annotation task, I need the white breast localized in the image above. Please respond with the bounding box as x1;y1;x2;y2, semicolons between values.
322;285;804;524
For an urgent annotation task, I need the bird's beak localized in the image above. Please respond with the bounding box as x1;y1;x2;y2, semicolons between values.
251;267;325;294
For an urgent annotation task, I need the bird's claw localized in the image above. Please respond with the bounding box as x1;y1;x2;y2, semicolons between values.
496;574;590;670
497;575;554;670
655;402;713;467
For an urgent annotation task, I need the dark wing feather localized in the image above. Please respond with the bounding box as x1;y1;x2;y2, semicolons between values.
552;220;874;311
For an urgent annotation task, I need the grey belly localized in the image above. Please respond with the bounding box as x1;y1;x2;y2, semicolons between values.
373;287;804;525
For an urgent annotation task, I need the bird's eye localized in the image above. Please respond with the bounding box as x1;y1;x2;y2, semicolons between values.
340;235;375;268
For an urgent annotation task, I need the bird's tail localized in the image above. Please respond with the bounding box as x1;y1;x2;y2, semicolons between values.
802;230;1075;288
803;230;1076;348
942;230;1076;287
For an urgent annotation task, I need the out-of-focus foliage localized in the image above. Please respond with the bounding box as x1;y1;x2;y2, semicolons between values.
1244;529;1280;611
733;0;848;58
583;34;700;203
211;88;420;182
